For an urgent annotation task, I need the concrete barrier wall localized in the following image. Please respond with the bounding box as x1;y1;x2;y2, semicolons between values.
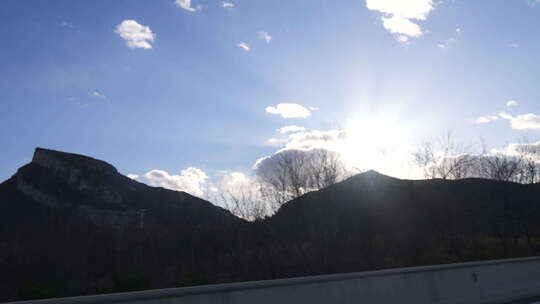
8;256;540;304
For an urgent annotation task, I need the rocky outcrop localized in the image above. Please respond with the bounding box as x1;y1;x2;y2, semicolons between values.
31;147;118;180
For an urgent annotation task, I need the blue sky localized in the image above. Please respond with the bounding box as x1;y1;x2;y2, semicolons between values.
1;0;540;195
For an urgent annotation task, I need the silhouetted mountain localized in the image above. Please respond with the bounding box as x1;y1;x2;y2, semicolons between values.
0;148;247;301
2;148;540;301
263;169;540;276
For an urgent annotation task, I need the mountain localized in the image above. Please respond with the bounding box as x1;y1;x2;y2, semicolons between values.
0;148;247;301
2;149;540;301
263;169;540;276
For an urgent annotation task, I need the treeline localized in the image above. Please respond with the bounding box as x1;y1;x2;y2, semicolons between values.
413;132;540;183
216;133;540;221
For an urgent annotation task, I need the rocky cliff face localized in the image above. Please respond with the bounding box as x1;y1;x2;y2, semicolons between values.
20;148;130;207
31;147;119;181
13;148;141;229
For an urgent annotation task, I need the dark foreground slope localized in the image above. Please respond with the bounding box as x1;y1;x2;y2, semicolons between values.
1;149;540;301
0;148;249;301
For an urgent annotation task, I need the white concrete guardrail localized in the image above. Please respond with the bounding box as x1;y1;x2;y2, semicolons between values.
6;256;540;304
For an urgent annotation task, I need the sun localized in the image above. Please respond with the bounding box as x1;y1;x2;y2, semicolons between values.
338;113;415;178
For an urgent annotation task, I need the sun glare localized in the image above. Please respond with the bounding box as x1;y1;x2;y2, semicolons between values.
339;114;416;178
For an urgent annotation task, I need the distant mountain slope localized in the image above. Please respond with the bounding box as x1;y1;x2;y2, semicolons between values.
1;149;540;302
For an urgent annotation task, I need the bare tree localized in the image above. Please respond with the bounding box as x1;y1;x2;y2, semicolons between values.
306;149;346;190
413;131;475;179
256;149;347;212
514;138;540;184
475;153;523;183
214;149;355;219
220;183;268;221
256;150;306;208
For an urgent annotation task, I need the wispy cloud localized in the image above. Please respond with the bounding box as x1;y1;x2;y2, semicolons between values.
278;125;306;134
175;0;201;12
238;42;250;51
396;35;409;44
91;91;107;100
525;0;540;6
475;114;500;124
60;21;73;28
258;31;272;43
115;20;155;49
437;37;457;49
266;138;289;146
506;100;519;107
266;103;311;118
222;1;234;8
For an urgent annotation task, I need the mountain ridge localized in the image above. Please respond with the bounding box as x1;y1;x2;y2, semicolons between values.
2;147;540;301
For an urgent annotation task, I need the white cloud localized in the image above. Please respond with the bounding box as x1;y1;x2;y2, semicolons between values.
144;167;208;197
258;116;421;179
382;15;423;37
503;113;540;130
506;100;518;107
366;0;434;39
258;31;272;43
253;148;342;176
397;35;409;43
476;115;499;124
309;106;319;111
265;103;311;118
223;2;234;8
238;42;250;51
366;0;434;20
115;20;155;49
477;112;540;130
495;141;540;159
278;125;306;134
510;43;520;48
175;0;201;12
209;171;270;220
127;174;139;180
259;129;345;162
284;129;345;151
215;172;253;193
91;91;107;100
